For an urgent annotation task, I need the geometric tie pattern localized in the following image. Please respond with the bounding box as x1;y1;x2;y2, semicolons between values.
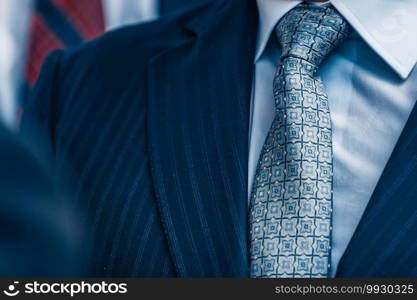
249;3;351;278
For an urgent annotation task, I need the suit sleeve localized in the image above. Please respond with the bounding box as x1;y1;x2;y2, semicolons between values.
20;49;64;165
14;51;85;276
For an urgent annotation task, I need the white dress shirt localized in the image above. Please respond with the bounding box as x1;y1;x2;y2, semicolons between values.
249;0;417;277
0;0;158;128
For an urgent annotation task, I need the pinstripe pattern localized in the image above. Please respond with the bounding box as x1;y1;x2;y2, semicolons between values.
144;0;258;277
23;0;257;277
23;0;417;277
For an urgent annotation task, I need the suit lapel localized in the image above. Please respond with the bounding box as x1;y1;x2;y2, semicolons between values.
146;0;258;277
337;96;417;277
147;0;417;277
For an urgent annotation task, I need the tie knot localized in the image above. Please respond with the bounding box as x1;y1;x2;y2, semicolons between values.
276;3;351;68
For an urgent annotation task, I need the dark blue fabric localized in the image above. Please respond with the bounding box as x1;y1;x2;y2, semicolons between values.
0;125;83;276
23;0;417;277
159;0;211;15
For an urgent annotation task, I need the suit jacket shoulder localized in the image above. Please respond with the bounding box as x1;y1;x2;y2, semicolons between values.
40;0;216;93
24;0;243;124
23;1;216;147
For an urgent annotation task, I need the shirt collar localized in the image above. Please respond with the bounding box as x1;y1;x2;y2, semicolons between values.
255;0;417;79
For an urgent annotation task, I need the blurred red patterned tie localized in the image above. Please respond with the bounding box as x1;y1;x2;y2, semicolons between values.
25;0;105;87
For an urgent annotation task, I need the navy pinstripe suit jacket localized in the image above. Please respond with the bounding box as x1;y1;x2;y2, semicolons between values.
23;0;417;277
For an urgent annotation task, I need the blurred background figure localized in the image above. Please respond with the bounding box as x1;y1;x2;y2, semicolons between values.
0;0;207;129
0;123;84;276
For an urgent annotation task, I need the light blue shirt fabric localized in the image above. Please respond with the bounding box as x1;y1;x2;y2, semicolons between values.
249;0;417;277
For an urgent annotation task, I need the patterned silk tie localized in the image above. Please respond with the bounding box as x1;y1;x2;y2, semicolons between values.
249;3;351;278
